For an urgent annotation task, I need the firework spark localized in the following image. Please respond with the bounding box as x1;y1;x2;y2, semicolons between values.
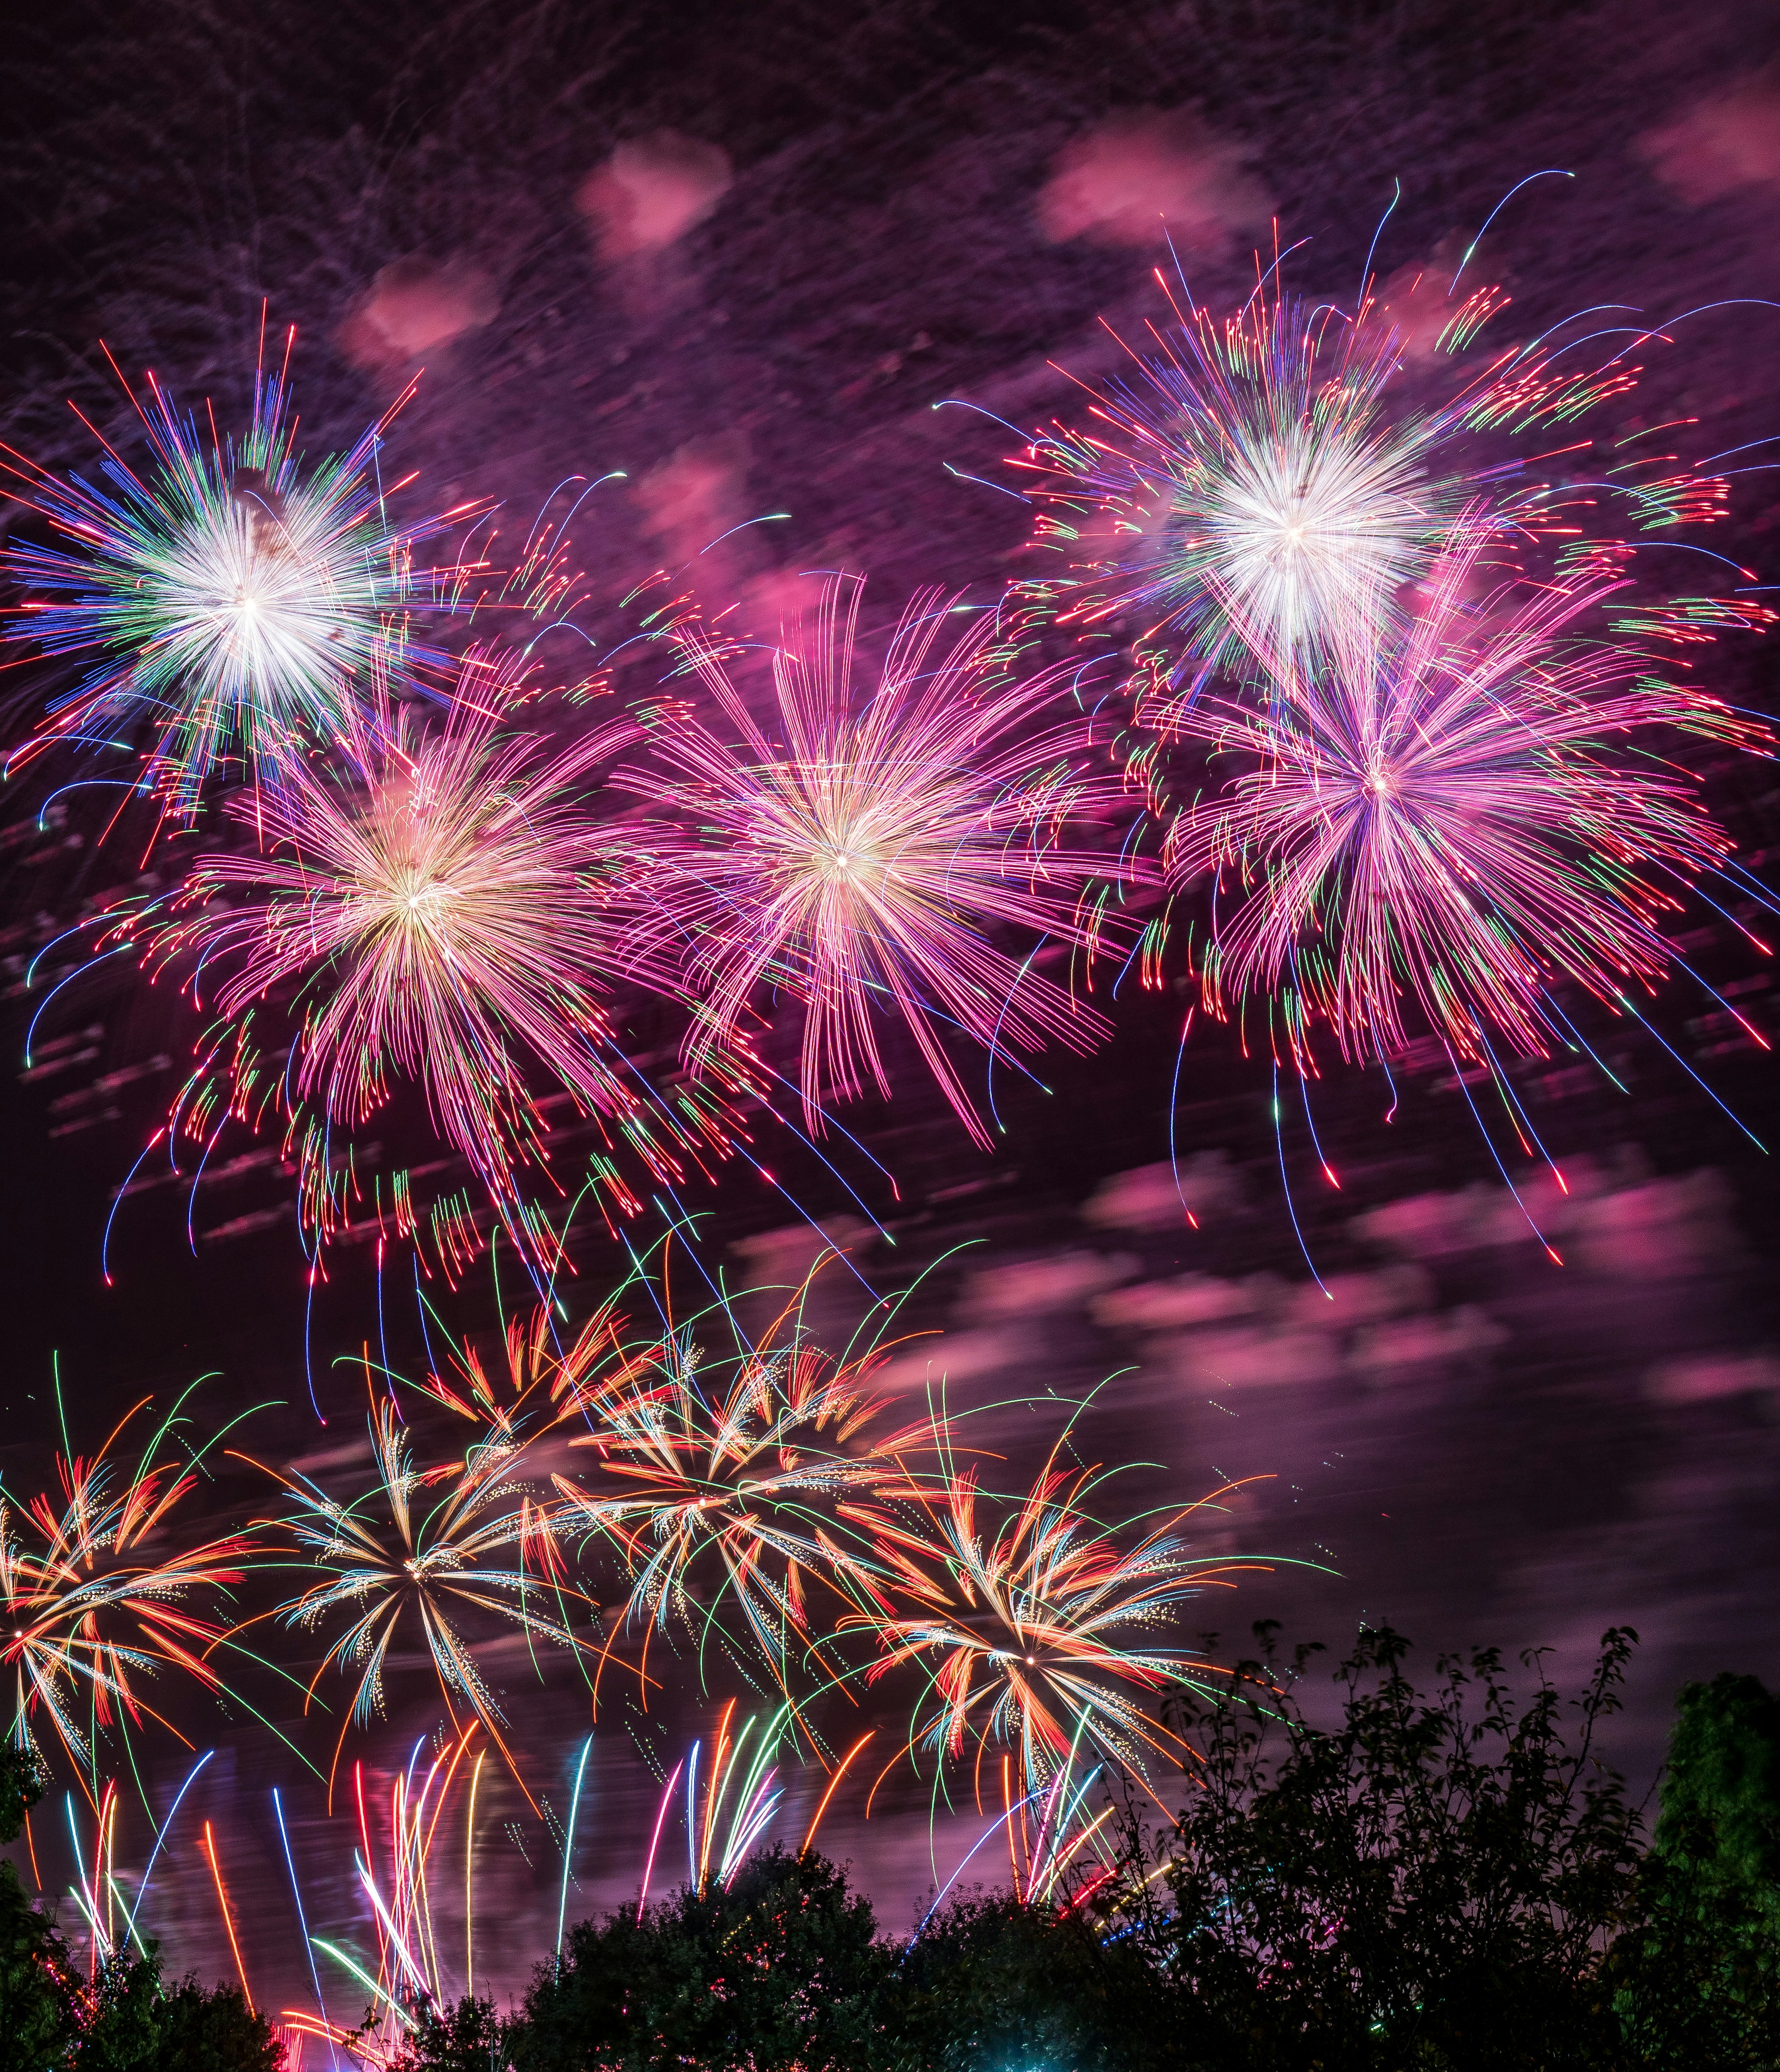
617;574;1144;1147
841;1446;1258;1789
1163;515;1767;1066
2;334;464;820
262;1394;596;1796
556;1252;922;1676
0;1392;258;1789
1011;279;1644;709
146;648;727;1256
419;1291;631;1446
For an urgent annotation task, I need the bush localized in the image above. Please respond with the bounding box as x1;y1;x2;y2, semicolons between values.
887;1889;1192;2071
1609;1672;1780;2069
1157;1623;1645;2070
516;1846;886;2072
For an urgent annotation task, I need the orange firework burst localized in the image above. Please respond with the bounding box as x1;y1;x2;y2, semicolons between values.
553;1248;930;1682
841;1445;1270;1790
0;1388;261;1792
257;1390;599;1800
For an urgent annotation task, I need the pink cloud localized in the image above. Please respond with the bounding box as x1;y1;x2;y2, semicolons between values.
874;1324;1029;1395
1094;1270;1272;1332
1081;1150;1241;1233
1646;1352;1780;1405
728;1214;873;1282
1348;1305;1504;1381
577;129;733;261
1351;1155;1737;1280
960;1248;1136;1322
733;566;827;640
1351;1180;1506;1258
1037;107;1270;253
1285;1264;1432;1328
630;430;752;564
1165;1322;1340;1391
1641;64;1780;203
341;254;497;368
1371;244;1487;365
1570;1170;1737;1280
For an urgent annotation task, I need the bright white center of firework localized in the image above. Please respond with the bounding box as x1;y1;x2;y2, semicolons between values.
394;871;455;922
812;827;882;887
148;494;367;740
1190;427;1423;649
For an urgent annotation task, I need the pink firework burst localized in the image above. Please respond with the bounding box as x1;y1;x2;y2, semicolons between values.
149;648;721;1243
617;575;1148;1147
1164;514;1768;1066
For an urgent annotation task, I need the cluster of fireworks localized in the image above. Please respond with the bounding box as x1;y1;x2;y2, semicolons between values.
2;328;1150;1282
6;249;1774;1290
1011;263;1775;1250
0;1242;1248;2060
1;204;1777;2055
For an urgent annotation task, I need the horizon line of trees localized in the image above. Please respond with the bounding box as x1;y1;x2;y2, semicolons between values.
399;1627;1780;2072
6;1624;1780;2069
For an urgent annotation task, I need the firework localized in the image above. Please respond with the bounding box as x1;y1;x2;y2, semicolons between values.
418;1290;631;1446
617;574;1145;1149
145;647;729;1260
1010;276;1653;712
839;1444;1258;1790
2;333;464;820
0;1392;260;1790
907;1731;1136;1939
634;1700;789;1912
1163;514;1767;1067
261;1393;598;1795
555;1250;923;1678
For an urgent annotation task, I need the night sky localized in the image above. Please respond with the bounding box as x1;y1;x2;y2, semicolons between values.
2;0;1779;2037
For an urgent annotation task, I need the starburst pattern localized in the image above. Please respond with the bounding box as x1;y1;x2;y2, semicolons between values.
840;1448;1257;1787
1163;516;1764;1065
0;1397;254;1785
618;574;1144;1147
2;340;462;818
267;1396;595;1794
146;649;724;1250
1012;282;1638;710
556;1257;919;1672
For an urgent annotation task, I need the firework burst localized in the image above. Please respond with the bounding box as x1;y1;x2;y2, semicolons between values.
1011;277;1646;711
840;1447;1258;1790
555;1252;922;1678
618;574;1145;1148
262;1393;596;1797
1163;515;1767;1067
142;646;730;1260
2;333;465;820
0;1392;258;1789
419;1290;631;1446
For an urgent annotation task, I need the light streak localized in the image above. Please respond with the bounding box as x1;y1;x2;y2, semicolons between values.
555;1735;593;1967
199;1819;253;2013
